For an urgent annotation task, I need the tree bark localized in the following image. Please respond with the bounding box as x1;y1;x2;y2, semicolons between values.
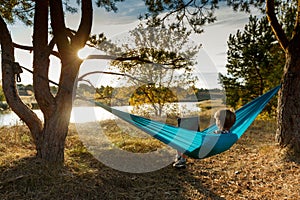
276;39;300;154
33;0;92;163
267;0;300;156
0;16;43;142
33;0;56;120
36;94;74;163
1;0;92;164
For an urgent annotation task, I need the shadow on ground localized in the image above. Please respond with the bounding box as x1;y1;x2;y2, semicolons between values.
0;152;224;200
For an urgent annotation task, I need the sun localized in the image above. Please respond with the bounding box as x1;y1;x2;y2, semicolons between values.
77;47;92;60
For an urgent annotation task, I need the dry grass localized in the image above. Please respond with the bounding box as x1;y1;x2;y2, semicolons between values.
0;118;299;200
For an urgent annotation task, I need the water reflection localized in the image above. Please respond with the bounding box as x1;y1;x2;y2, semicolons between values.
0;102;200;126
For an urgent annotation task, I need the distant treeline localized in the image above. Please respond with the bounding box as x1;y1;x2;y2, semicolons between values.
77;84;224;106
0;84;224;110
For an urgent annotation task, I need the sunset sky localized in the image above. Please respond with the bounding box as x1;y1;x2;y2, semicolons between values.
6;2;260;89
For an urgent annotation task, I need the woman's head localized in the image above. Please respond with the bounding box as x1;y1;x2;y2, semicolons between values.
214;109;236;131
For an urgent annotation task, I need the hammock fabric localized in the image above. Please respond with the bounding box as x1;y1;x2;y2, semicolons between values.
90;85;280;159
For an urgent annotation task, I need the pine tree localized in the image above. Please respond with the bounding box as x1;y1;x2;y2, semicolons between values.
220;15;284;114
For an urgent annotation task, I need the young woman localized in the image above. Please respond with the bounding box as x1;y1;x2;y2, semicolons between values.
173;109;236;168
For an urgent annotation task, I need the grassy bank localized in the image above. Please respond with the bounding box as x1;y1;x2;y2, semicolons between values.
0;119;299;200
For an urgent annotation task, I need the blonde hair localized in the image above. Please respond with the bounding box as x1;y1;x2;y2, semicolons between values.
214;109;236;130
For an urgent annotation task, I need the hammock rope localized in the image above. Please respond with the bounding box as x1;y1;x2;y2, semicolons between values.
86;85;280;159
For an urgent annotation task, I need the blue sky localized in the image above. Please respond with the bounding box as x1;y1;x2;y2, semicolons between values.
6;2;260;89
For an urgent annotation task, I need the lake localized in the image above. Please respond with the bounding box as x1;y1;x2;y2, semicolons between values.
0;102;201;126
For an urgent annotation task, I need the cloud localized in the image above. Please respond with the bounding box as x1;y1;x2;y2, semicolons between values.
93;0;147;25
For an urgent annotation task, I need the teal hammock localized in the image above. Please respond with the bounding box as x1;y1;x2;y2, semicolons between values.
88;85;280;159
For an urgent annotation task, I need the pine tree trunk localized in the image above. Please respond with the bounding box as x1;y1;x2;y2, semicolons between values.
276;46;300;155
36;126;67;164
35;99;73;163
1;0;92;165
